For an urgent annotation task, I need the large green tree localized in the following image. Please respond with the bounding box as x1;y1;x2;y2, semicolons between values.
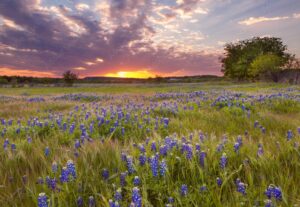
221;37;292;80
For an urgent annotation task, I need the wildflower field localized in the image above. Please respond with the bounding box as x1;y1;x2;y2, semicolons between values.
0;82;300;207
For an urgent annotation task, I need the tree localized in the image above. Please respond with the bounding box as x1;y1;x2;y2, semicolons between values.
221;37;292;81
249;54;284;82
63;70;78;86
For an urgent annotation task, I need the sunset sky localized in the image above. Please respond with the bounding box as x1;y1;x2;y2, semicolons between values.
0;0;300;78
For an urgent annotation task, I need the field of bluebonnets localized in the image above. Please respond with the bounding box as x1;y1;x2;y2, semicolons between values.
0;82;300;207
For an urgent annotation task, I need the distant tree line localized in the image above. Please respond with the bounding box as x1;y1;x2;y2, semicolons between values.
221;37;300;82
0;72;222;87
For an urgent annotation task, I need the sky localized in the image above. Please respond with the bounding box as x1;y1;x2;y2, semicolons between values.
0;0;300;78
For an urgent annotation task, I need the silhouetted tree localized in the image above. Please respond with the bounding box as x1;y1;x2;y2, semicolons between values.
63;70;78;86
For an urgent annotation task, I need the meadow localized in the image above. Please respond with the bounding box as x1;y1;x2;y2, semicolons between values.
0;82;299;207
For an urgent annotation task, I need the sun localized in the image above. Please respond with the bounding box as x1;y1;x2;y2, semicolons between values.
105;70;155;79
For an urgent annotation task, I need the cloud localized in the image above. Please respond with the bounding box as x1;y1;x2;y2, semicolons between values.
293;13;300;19
0;67;55;77
0;0;221;77
238;16;289;25
75;3;90;11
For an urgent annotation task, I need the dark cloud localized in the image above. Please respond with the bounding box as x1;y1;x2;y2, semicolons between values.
0;0;221;77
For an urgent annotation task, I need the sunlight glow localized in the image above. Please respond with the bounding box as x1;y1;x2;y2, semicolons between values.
104;70;155;79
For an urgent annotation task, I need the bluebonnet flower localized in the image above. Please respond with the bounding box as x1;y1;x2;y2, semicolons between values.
114;188;122;201
236;180;246;195
150;155;159;177
133;176;140;186
109;199;114;207
60;167;69;183
49;178;57;191
261;127;266;134
180;184;188;196
67;160;76;179
265;185;282;201
216;143;224;152
44;147;50;157
163;118;169;128
220;153;227;169
121;152;127;161
257;144;264;157
38;193;48;207
27;137;32;143
139;154;147;166
185;144;193;160
200;185;207;192
75;139;81;149
131;187;142;207
160;145;168;156
168;197;174;203
102;168;109;180
11;143;16;151
121;127;125;136
151;141;157;151
3;138;9;150
254;120;259;128
298;127;300;135
216;177;222;187
126;156;135;174
234;142;240;153
37;177;44;184
77;196;83;207
139;144;145;153
287;130;293;141
264;199;274;207
199;151;206;167
89;196;95;207
195;143;201;151
120;172;127;187
236;136;242;145
160;159;167;176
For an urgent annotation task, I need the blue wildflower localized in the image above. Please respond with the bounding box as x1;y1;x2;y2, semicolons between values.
199;151;206;167
120;172;127;187
67;160;76;179
150;155;159;177
60;167;69;183
180;184;188;196
38;193;48;207
89;196;95;207
126;156;135;174
133;176;140;186
216;177;222;187
220;153;227;169
139;154;147;166
102;168;109;180
236;181;246;195
151;142;157;151
131;187;142;207
44;147;50;157
77;196;83;207
114;188;122;201
160;159;167;176
287;130;293;141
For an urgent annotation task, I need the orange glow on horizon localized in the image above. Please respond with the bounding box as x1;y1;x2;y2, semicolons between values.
104;70;156;79
0;67;55;77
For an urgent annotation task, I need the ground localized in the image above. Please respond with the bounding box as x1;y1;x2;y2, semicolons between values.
0;82;299;207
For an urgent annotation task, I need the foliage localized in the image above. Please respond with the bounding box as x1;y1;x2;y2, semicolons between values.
221;37;292;81
249;54;284;81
